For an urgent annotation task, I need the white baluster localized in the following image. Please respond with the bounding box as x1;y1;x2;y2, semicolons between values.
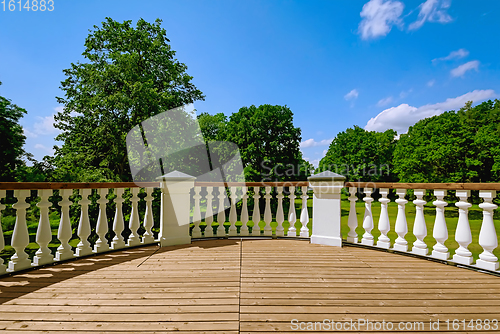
263;186;273;237
376;188;391;249
110;188;125;250
476;190;499;271
361;188;374;246
33;189;53;266
228;187;238;236
240;187;249;236
204;187;214;237
8;190;31;272
452;190;473;265
54;189;74;261
0;190;7;274
431;189;449;260
93;188;109;253
217;186;226;237
252;187;261;236
347;187;358;243
75;189;93;256
299;186;309;237
392;189;408;252
287;186;297;237
276;187;285;237
192;186;202;238
142;187;155;244
411;189;428;256
126;188;141;246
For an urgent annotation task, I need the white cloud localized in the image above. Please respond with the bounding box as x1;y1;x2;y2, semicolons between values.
427;79;435;87
365;89;495;133
451;60;480;77
408;0;452;31
23;128;37;138
300;138;333;148
358;0;404;40
377;96;394;107
33;114;60;136
399;89;413;98
344;89;359;100
34;144;55;156
432;48;469;63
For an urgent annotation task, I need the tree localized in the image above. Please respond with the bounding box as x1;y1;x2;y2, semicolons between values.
0;81;27;181
318;126;397;182
54;17;205;182
393;100;500;183
223;104;305;181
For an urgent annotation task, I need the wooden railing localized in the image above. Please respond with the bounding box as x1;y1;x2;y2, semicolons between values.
0;179;499;276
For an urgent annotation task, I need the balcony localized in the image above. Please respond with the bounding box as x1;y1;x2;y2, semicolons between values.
1;171;500;332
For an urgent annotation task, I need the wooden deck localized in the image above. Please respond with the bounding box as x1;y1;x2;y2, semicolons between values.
1;239;500;333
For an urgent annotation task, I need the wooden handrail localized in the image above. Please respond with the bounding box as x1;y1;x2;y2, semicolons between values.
0;181;499;190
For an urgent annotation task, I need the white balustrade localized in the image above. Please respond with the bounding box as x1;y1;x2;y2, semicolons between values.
55;189;74;261
263;186;273;237
228;187;238;236
453;190;473;265
192;186;202;238
347;187;358;243
240;187;249;236
111;188;126;250
276;186;285;237
393;189;408;252
411;189;428;256
127;188;141;247
0;190;6;274
252;187;261;236
477;190;499;271
33;189;53;265
361;188;374;246
8;189;31;272
142;187;155;244
76;189;93;256
93;188;109;253
299;186;309;237
287;186;297;237
204;187;214;237
376;188;391;249
431;189;449;260
216;186;226;237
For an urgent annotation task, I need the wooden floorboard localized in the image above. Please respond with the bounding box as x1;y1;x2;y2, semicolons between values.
1;238;499;333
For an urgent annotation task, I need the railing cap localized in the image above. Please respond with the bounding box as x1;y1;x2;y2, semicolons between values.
156;170;196;181
308;171;346;182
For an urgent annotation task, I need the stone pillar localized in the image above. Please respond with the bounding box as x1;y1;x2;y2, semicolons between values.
308;171;346;247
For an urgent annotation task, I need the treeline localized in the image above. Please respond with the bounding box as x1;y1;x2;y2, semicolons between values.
319;100;500;183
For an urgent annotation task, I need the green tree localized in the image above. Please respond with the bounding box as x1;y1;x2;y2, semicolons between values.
0;81;27;181
318;126;397;182
197;112;227;142
223;104;305;181
393;100;500;183
54;17;205;182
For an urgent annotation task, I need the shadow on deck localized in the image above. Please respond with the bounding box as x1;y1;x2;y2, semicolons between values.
1;239;500;333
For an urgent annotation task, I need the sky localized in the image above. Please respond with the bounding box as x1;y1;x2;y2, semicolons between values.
0;0;499;167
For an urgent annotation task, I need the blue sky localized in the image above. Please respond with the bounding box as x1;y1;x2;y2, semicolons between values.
0;0;498;167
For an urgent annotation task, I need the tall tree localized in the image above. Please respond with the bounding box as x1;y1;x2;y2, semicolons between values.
393;100;500;183
54;17;205;182
0;81;27;181
223;105;305;181
318;126;397;182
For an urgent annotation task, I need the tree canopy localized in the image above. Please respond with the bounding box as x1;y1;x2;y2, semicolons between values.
54;17;205;182
0;81;27;181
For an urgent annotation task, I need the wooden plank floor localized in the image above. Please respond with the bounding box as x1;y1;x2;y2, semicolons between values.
1;239;500;333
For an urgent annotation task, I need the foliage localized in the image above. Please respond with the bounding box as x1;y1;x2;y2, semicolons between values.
54;17;205;182
318;126;397;182
223;104;305;181
0;81;27;181
393;100;500;183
